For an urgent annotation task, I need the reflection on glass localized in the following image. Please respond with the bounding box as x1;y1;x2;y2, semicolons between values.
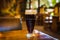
34;30;59;40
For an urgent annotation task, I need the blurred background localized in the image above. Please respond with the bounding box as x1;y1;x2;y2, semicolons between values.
0;0;60;40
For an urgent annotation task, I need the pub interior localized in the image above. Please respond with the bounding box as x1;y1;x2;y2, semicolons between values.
0;0;60;40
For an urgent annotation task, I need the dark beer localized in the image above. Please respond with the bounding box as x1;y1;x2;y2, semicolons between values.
25;15;35;33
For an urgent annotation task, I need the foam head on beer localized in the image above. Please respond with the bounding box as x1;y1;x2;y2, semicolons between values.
25;10;37;15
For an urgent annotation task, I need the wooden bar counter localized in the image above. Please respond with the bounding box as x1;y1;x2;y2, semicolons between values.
0;29;57;40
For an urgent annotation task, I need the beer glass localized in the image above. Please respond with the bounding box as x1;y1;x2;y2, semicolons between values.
25;10;36;38
25;15;36;38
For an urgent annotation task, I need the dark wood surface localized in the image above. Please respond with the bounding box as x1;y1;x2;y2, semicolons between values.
51;16;59;32
0;29;57;40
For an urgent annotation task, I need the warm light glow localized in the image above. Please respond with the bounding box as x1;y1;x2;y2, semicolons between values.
45;12;48;14
15;15;20;18
46;9;54;12
1;0;20;17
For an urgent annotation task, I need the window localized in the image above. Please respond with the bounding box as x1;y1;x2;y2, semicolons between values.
26;0;38;9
